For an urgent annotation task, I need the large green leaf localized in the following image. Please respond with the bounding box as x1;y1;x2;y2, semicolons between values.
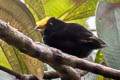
25;0;45;21
96;1;120;69
0;41;29;73
0;0;44;78
22;54;44;79
63;0;98;21
42;0;76;18
25;0;98;23
25;0;77;19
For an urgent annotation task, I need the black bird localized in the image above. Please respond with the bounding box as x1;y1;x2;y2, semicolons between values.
36;17;107;58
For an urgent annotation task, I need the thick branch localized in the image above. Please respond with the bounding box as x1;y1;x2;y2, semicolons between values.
0;20;120;79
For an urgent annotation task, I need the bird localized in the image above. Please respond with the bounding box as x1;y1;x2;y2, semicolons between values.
35;17;107;58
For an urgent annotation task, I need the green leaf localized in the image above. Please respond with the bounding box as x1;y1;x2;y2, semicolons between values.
96;1;120;69
66;18;89;28
0;48;11;69
25;0;77;19
0;0;44;77
25;0;45;21
0;40;29;74
63;0;98;21
98;75;104;80
25;0;99;30
95;50;103;63
26;0;98;22
42;0;76;18
22;54;44;79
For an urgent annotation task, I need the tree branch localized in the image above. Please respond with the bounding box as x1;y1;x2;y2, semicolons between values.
0;65;39;80
0;65;86;80
44;71;60;79
0;20;120;79
44;69;87;79
0;65;22;79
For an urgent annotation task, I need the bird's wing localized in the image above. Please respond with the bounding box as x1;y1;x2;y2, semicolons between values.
58;23;94;43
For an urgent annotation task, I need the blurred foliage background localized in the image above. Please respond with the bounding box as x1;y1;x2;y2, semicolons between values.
0;0;120;80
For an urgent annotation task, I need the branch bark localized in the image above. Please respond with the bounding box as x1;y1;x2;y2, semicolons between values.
0;65;39;80
0;20;120;79
44;71;60;79
0;65;86;80
44;69;87;79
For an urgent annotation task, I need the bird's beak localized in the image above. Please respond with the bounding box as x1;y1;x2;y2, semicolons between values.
35;17;51;30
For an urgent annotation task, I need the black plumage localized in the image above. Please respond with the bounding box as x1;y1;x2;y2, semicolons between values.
37;17;107;58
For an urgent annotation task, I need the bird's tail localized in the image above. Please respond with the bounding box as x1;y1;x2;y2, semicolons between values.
97;38;107;48
87;36;107;49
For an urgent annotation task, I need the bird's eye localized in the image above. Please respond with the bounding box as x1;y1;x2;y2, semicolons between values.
49;22;54;26
47;17;55;26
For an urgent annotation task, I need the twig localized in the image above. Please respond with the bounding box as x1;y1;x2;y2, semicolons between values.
0;65;39;80
0;20;120;79
44;69;87;79
44;71;60;79
0;65;22;79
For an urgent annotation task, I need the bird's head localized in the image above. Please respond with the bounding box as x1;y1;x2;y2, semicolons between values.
35;17;51;30
35;17;66;32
